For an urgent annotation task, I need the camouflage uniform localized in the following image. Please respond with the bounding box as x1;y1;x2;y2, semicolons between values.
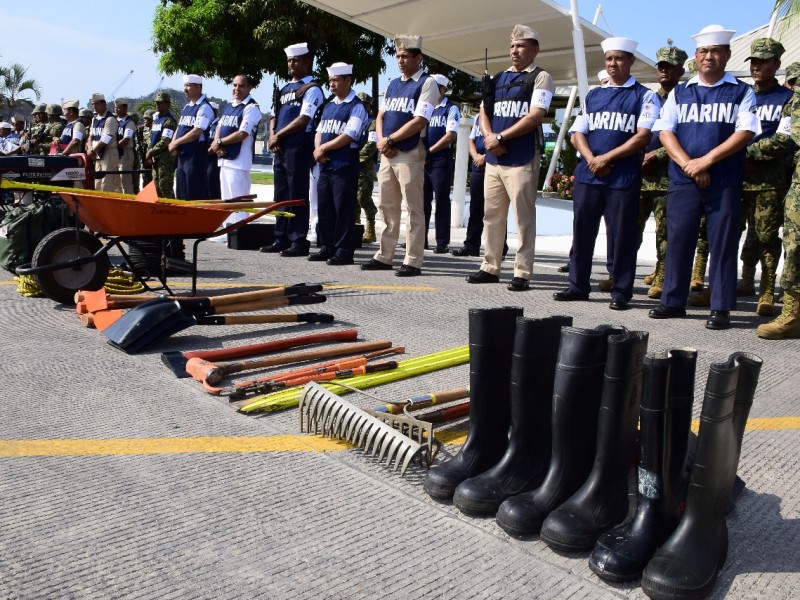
139;110;154;189
757;85;800;338
148;110;177;199
44;104;65;154
27;104;48;154
356;92;378;242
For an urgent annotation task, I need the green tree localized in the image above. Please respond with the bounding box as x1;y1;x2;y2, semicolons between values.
0;63;41;118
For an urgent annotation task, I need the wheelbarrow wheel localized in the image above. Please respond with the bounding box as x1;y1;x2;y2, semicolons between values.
32;228;109;304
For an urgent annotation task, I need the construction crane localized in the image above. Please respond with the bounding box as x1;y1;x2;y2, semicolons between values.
108;70;134;101
151;76;165;95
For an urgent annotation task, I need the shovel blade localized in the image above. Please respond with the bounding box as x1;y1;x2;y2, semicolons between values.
103;297;195;354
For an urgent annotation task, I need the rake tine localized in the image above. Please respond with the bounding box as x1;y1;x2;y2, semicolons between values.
371;429;392;457
341;408;361;441
330;401;352;438
399;446;422;475
394;440;418;472
365;424;388;454
385;434;406;467
348;413;369;445
357;417;377;448
380;432;402;464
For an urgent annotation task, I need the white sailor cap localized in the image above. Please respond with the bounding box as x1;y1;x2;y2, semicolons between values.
285;43;310;57
394;34;422;52
62;100;80;111
691;24;735;48
0;122;12;129
210;101;220;110
91;92;106;103
326;62;353;77
597;70;610;82
601;37;638;55
432;74;449;88
182;74;203;85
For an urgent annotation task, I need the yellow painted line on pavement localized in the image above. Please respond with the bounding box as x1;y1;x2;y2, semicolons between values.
3;417;798;458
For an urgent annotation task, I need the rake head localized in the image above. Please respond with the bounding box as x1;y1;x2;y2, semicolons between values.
298;382;439;475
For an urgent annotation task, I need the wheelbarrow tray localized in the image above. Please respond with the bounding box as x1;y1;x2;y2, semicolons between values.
57;191;231;237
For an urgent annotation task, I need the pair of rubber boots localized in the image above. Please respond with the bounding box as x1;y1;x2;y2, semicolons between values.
422;307;571;511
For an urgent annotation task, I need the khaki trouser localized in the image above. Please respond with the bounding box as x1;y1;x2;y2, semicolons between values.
480;154;540;279
118;149;136;195
374;142;426;268
94;155;122;193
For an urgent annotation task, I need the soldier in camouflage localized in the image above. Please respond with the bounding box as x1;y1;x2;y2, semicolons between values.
784;62;800;90
758;78;800;339
638;43;687;299
737;38;794;316
356;92;378;243
26;104;48;154
146;92;177;198
139;110;154;189
44;104;65;154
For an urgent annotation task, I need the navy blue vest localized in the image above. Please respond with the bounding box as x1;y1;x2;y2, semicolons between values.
318;97;364;171
91;112;113;160
276;80;317;147
487;71;540;167
58;121;75;149
176;97;210;155
117;115;132;157
382;73;430;152
425;100;457;161
750;84;793;144
575;83;651;189
217;99;258;160
7;131;21;145
669;79;752;187
151;112;175;147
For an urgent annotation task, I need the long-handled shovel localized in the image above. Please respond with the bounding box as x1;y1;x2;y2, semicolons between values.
102;296;331;354
187;340;395;385
161;328;359;378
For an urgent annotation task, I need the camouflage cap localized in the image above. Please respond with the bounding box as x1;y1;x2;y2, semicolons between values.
655;45;688;66
686;58;697;76
747;37;785;61
143;109;155;119
784;61;800;83
356;92;372;103
154;91;171;103
33;103;47;114
45;103;63;116
79;108;93;118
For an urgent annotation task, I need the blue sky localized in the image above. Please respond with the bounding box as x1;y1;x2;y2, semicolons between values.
1;0;778;108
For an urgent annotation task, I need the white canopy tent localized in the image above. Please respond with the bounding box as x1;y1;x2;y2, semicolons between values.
300;0;658;227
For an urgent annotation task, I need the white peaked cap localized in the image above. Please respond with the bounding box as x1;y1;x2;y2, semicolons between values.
0;122;12;129
183;74;203;84
597;70;610;82
601;37;638;54
285;43;309;57
327;62;353;77
210;101;220;110
432;74;449;88
691;25;735;48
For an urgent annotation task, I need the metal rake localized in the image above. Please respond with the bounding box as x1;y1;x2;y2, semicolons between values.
298;382;439;476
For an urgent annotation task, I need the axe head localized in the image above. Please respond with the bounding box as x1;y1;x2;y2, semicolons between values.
161;351;191;378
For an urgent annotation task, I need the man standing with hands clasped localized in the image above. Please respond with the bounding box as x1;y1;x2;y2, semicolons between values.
466;24;555;291
649;24;760;330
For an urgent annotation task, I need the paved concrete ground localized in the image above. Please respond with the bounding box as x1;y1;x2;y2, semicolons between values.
1;191;799;599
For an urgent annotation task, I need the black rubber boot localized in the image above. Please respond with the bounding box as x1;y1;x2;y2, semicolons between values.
589;348;697;582
641;352;762;600
495;324;624;536
453;315;573;517
540;329;649;552
423;306;523;501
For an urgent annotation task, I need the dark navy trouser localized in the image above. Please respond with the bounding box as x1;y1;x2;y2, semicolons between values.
176;143;209;200
661;183;741;311
423;156;453;247
274;135;314;249
317;160;359;258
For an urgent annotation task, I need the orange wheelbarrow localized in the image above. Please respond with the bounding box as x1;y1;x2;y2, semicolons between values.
15;185;302;303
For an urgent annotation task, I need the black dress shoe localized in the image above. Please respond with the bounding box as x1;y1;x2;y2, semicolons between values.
451;247;479;257
280;245;309;257
308;250;334;262
433;245;450;254
553;288;589;301
466;270;500;284
360;258;393;271
648;305;687;319
705;310;731;330
609;297;630;310
326;255;354;266
395;264;422;277
507;277;530;291
557;263;570;273
260;242;288;253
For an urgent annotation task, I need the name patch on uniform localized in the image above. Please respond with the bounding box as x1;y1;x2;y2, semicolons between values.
318;120;347;135
677;103;739;124
494;100;530;118
755;104;785;122
280;92;299;105
219;114;240;128
385;97;416;114
587;112;636;132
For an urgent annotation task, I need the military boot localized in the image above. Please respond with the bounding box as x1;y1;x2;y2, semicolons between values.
687;286;711;307
736;264;756;296
647;261;665;299
756;267;776;316
598;276;614;292
362;218;376;244
643;267;657;286
757;290;800;339
690;252;708;292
